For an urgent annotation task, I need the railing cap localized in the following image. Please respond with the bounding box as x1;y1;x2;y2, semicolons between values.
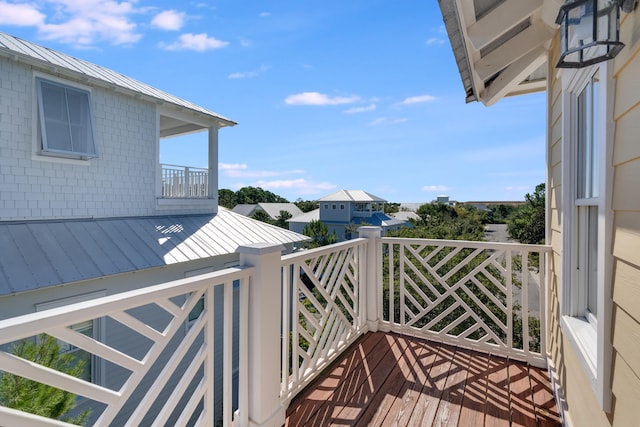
237;242;285;255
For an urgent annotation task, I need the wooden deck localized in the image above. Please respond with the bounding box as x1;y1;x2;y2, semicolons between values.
285;332;562;427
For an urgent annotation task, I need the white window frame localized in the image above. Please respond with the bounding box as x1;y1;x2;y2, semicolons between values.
33;73;98;161
35;290;107;386
559;60;614;411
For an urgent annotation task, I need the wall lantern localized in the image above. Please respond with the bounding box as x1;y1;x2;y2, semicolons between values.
556;0;627;68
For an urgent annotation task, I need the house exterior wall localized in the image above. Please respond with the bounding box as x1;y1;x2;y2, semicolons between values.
547;9;640;426
0;57;215;221
320;202;351;223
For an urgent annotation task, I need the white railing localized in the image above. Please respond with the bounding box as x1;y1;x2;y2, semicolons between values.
280;238;369;402
161;164;209;198
0;230;552;426
379;237;551;367
0;267;252;427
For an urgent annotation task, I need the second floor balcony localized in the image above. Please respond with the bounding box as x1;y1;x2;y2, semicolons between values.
0;229;561;426
161;164;210;199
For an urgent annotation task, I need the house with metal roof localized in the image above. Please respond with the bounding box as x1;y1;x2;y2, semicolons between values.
231;203;303;221
0;31;307;424
288;190;408;240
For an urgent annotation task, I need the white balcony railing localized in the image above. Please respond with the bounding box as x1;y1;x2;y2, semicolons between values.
0;228;551;426
161;164;209;198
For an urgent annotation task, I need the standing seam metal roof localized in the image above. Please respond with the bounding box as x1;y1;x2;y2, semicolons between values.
0;209;308;296
0;32;236;126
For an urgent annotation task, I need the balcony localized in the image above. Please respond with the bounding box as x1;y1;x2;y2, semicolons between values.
161;164;210;198
0;228;561;426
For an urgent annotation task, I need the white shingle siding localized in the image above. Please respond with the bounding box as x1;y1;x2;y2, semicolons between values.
0;56;198;220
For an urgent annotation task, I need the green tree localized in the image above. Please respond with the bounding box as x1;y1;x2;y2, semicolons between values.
235;186;288;204
274;210;293;229
251;210;275;225
0;334;90;425
384;202;401;214
507;183;545;244
294;199;319;213
218;189;236;209
302;220;337;248
488;203;518;224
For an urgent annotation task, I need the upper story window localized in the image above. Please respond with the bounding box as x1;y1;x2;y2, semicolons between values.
36;77;98;159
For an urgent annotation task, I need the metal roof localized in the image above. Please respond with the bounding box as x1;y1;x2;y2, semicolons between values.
0;32;235;127
317;190;387;203
231;203;304;220
256;203;303;220
288;209;320;224
0;209;308;296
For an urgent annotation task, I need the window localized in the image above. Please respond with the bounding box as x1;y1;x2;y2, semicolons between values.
574;71;600;320
560;62;612;410
36;77;98;159
340;204;345;210
332;204;336;210
324;204;329;210
36;291;106;385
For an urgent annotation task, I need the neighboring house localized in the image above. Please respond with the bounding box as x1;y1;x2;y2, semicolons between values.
438;1;640;426
0;32;307;424
231;203;303;221
287;208;320;235
289;190;407;241
389;211;420;222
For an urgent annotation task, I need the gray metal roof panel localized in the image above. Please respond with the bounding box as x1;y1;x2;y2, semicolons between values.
257;203;304;220
0;210;309;296
0;32;236;126
317;190;387;203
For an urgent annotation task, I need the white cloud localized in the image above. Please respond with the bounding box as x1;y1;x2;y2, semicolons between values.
162;33;229;51
228;65;269;79
369;117;408;126
255;178;336;195
343;104;376;114
506;185;532;192
219;163;248;171
399;94;437;105
34;0;142;47
239;37;252;47
259;11;270;17
151;10;186;31
0;2;45;26
225;168;304;179
426;37;444;45
285;92;359;106
422;185;453;192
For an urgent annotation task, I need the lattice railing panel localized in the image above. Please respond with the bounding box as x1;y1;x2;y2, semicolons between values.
381;238;550;366
280;239;368;400
0;268;252;426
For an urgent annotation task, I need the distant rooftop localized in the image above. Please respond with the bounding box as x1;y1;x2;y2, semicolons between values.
318;190;386;203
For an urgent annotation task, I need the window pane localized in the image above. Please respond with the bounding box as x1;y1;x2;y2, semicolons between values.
587;205;598;315
577;72;600;199
37;78;97;157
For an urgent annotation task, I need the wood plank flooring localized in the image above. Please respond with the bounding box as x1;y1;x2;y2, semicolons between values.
285;332;562;427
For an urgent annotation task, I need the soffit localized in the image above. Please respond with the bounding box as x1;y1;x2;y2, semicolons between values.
438;0;562;105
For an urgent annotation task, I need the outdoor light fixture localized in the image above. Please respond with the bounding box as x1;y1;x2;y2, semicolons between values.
556;0;628;68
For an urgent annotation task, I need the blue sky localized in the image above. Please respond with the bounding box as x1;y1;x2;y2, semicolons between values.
1;0;546;203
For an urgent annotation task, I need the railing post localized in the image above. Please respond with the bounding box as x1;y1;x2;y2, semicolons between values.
184;166;191;197
358;226;382;333
237;243;285;427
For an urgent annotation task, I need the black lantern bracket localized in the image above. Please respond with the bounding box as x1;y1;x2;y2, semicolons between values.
555;0;635;68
